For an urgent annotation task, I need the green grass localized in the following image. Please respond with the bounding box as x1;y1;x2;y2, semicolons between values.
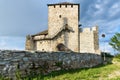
1;57;120;80
40;64;120;80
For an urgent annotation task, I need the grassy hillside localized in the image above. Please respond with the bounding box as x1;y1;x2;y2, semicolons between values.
1;56;120;80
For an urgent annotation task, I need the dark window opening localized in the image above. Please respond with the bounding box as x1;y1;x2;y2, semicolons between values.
65;5;67;8
71;5;73;8
60;5;61;8
54;5;56;8
59;15;61;18
40;42;42;44
42;49;44;51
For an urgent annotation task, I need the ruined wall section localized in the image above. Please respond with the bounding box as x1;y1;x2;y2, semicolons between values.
35;40;51;51
25;35;35;50
48;4;79;52
79;26;100;54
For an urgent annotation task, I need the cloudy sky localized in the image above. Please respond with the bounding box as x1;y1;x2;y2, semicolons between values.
0;0;120;54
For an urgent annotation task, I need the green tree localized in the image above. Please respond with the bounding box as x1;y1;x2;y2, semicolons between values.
109;33;120;52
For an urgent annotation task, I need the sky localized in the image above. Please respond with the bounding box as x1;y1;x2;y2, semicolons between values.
0;0;120;54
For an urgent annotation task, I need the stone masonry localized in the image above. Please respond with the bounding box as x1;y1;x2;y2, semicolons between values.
0;50;102;79
25;2;100;54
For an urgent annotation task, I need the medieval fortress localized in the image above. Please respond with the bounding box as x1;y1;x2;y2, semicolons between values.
0;2;102;79
25;2;100;54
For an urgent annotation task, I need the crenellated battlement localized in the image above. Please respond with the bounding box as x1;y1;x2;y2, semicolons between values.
48;2;79;8
48;5;74;8
47;2;80;10
80;26;98;33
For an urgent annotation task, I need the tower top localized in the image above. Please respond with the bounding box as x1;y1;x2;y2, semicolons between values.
47;2;79;6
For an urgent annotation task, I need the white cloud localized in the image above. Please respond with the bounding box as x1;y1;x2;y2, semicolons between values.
95;4;101;9
109;2;120;17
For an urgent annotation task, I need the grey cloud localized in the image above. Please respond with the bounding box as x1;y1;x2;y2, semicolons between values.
80;0;120;23
0;0;120;37
78;0;120;33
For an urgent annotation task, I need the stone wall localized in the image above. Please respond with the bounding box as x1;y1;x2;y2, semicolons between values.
35;40;51;51
0;50;102;79
25;35;35;50
79;26;100;54
33;31;65;52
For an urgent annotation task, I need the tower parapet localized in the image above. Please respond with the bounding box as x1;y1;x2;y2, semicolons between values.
80;26;98;33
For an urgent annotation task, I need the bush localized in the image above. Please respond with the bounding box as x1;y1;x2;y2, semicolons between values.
101;52;114;58
114;54;120;59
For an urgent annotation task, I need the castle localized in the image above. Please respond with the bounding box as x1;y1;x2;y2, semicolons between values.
25;2;100;54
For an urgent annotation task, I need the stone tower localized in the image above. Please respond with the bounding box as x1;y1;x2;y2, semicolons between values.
48;2;80;52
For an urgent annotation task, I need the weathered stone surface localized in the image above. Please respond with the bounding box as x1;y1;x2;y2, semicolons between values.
0;50;102;79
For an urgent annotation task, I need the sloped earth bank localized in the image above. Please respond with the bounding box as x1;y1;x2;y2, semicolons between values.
108;60;120;79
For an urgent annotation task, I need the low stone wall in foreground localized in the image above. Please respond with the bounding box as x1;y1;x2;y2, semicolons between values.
0;50;102;79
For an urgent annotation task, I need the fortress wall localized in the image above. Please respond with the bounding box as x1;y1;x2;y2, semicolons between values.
79;26;100;54
33;35;49;40
34;32;65;52
35;40;51;51
51;32;65;51
0;50;102;79
25;35;51;51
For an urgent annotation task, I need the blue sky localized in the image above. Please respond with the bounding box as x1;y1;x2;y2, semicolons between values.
0;0;120;54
